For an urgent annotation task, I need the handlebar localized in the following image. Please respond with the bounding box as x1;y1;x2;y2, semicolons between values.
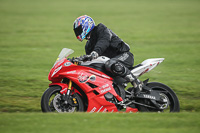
72;55;93;64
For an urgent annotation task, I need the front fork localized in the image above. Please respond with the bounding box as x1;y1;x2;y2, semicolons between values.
63;80;72;101
62;62;78;102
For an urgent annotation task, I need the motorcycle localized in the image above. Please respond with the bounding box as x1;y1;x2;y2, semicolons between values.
41;48;180;113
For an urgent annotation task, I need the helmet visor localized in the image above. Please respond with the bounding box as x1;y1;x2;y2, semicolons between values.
74;25;83;37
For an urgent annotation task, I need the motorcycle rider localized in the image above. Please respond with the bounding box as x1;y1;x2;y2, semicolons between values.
73;15;142;95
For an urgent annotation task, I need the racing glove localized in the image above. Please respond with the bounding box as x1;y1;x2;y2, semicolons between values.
90;51;99;59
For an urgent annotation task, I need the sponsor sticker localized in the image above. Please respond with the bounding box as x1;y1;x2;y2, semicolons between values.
51;66;62;77
100;87;111;93
90;107;97;113
99;84;109;89
78;71;96;83
64;62;71;66
67;70;76;74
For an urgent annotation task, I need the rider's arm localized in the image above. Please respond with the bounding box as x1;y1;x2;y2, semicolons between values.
93;23;112;56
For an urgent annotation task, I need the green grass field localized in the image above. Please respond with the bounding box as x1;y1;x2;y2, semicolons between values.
0;113;199;133
0;0;200;132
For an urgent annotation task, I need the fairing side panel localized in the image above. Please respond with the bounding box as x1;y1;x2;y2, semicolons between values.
48;59;121;112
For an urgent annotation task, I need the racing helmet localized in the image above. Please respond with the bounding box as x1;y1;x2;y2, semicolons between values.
73;15;95;41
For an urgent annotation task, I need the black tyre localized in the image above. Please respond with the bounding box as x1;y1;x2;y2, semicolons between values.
113;83;126;100
41;86;84;112
137;82;180;112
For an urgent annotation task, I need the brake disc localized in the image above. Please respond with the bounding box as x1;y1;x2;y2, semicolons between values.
53;94;76;112
159;93;170;110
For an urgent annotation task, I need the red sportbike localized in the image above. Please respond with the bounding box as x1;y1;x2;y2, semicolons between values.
41;48;180;113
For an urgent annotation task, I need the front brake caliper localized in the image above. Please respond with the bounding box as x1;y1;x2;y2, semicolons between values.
73;98;77;104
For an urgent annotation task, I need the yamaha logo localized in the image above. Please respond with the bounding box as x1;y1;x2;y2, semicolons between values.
143;94;156;100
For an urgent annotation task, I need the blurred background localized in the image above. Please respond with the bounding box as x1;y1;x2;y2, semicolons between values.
0;0;200;112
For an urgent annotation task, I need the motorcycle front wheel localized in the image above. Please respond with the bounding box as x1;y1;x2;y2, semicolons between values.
136;82;180;112
41;86;84;112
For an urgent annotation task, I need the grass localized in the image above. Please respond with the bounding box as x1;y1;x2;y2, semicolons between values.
0;0;200;112
0;112;200;133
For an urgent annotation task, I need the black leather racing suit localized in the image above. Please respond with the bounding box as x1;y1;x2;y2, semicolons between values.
85;23;134;69
85;23;141;95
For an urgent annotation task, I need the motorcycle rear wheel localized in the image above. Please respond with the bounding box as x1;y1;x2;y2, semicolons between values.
41;86;84;112
136;82;180;112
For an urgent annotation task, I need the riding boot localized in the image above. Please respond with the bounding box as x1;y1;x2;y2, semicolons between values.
131;78;143;96
124;72;143;96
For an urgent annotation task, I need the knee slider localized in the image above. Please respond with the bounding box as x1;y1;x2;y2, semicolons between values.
105;59;126;76
105;59;117;72
112;62;125;75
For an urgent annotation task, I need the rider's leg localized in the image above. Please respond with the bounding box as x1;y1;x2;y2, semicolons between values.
105;58;142;95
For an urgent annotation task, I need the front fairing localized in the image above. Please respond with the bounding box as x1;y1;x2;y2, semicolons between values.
48;58;113;82
47;48;123;112
48;59;75;81
48;48;74;81
48;48;113;82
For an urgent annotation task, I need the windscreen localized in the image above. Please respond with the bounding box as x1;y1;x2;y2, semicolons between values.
53;48;74;67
